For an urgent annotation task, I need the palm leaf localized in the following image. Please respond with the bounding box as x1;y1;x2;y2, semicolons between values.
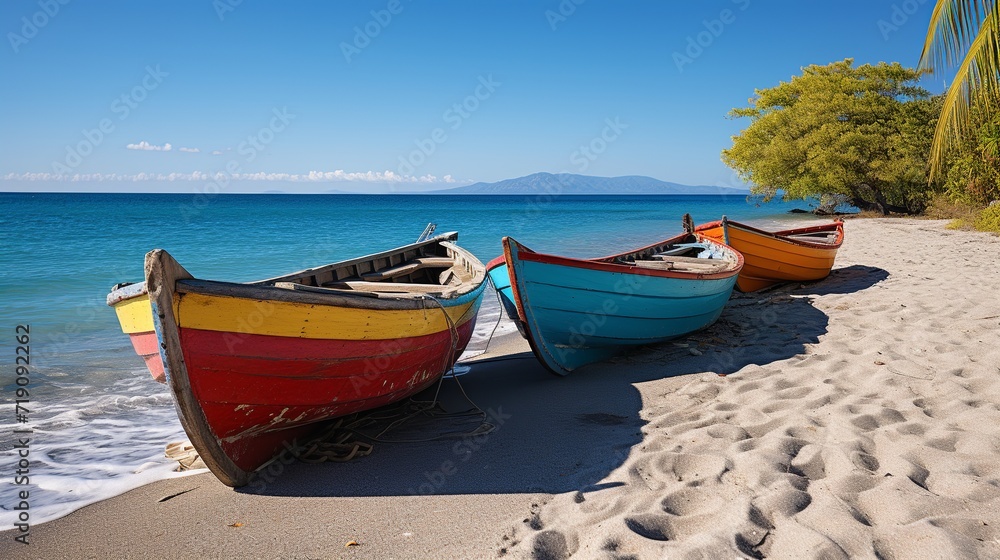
920;0;1000;179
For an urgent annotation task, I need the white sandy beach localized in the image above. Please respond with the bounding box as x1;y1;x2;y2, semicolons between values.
3;218;999;559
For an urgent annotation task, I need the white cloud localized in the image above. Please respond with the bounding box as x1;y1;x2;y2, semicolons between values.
210;150;223;155
2;170;462;183
178;147;200;153
126;141;172;151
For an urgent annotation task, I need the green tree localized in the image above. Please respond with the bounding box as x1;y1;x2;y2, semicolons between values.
723;59;939;215
919;0;999;180
944;102;1000;204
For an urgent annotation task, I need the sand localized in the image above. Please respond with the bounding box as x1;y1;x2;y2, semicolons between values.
4;218;1000;559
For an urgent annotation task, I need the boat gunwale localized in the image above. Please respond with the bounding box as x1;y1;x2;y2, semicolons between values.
253;231;461;285
107;281;149;306
502;233;744;281
175;269;487;311
696;219;845;251
108;233;487;310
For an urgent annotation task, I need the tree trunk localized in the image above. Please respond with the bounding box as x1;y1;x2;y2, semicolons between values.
849;185;920;215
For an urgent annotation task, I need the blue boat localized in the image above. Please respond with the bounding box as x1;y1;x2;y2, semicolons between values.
490;218;743;375
486;255;526;337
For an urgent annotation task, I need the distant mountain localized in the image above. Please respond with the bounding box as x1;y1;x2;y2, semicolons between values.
433;173;749;195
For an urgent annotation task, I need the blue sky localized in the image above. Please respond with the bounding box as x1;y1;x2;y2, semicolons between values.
1;0;942;193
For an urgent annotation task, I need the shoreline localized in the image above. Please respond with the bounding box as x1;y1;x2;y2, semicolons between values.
4;218;1000;558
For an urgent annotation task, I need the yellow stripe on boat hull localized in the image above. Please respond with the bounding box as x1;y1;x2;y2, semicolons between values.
113;296;156;334
175;292;477;340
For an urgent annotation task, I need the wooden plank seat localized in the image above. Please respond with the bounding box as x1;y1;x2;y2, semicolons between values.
654;246;696;257
785;233;838;243
649;254;723;264
277;281;457;298
360;257;455;280
632;258;732;273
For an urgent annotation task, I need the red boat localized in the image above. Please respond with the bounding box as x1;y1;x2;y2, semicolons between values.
108;232;487;486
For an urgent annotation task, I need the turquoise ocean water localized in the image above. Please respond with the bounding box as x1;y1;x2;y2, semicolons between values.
0;192;819;524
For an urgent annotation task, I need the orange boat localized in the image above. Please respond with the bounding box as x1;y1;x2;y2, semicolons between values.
695;217;844;292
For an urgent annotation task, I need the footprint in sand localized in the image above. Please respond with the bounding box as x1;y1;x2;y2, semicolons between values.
912;398;936;418
529;530;576;560
751;486;813;524
789;444;826;481
653;453;730;484
706;423;750;441
623;513;675;541
761;400;797;414
712;401;740;412
660;486;728;517
850;414;881;432
735;381;763;394
851;451;880;473
925;435;958;452
896;422;928;436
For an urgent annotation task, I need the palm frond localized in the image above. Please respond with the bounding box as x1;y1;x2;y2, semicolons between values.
921;0;1000;179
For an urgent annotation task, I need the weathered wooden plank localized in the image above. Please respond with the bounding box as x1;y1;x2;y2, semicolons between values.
319;281;457;296
360;257;455;280
253;232;458;285
649;254;727;264
632;259;732;273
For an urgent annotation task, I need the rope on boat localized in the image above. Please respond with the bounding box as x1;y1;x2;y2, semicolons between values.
288;417;374;463
456;273;505;363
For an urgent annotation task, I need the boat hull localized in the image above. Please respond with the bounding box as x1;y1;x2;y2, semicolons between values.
695;219;844;292
502;234;740;375
109;284;165;382
174;313;478;474
486;255;526;337
109;235;487;487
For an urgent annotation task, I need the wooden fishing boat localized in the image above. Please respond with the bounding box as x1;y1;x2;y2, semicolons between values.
109;281;166;382
694;217;844;292
107;232;487;487
486;255;526;337
496;217;743;375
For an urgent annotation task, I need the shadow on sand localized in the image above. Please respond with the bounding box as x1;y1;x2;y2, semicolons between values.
239;264;888;499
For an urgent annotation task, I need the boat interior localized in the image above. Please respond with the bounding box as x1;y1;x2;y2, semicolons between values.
780;229;841;244
608;235;738;274
259;234;484;298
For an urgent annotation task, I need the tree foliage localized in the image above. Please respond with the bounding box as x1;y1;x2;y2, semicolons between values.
919;0;999;179
944;101;1000;204
723;59;939;214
